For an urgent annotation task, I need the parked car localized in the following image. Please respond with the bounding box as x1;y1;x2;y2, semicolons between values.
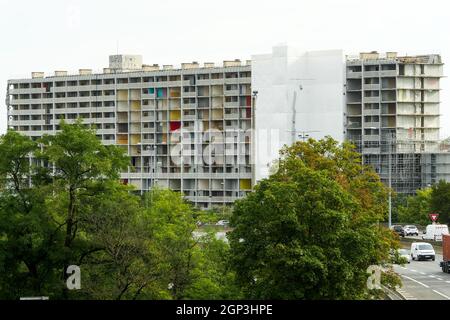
398;248;411;264
404;225;419;236
422;224;449;241
391;225;405;237
411;242;435;261
216;220;230;226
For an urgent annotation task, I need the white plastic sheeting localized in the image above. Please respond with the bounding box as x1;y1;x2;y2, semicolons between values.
251;45;345;182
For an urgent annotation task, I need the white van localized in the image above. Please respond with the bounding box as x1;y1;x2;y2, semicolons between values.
411;242;436;261
422;224;449;242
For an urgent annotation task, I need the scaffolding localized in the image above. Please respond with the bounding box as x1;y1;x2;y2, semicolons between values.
350;135;437;195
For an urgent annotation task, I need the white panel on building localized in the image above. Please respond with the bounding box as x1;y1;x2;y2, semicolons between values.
251;45;345;182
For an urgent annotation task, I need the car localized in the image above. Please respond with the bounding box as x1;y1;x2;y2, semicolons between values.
410;242;435;261
391;225;405;237
404;225;419;236
216;220;230;226
422;224;449;242
398;248;411;264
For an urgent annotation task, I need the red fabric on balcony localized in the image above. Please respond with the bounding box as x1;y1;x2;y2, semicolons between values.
170;121;181;131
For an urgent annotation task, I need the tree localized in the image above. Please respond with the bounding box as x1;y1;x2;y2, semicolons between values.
430;180;450;225
0;121;131;299
183;233;243;299
397;188;432;226
37;120;129;249
1;123;248;300
36;119;130;296
142;187;200;300
75;182;163;300
0;130;65;298
229;137;399;299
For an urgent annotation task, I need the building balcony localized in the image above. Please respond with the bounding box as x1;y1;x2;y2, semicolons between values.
363;71;380;78
362;147;380;154
183;92;196;98
224;78;239;85
212;79;227;85
9;88;46;94
380;70;397;77
347;71;362;79
363;96;380;103
224;113;239;120
347;122;362;129
183;114;196;120
363;84;380;90
363;109;380;116
224;90;239;96
364;121;380;128
224;102;239;108
182;103;197;109
142;127;156;133
363;135;380;141
13;108;45;115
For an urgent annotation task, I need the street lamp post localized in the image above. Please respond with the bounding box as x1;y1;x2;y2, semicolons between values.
286;130;320;142
251;90;258;187
388;133;394;229
298;130;320;142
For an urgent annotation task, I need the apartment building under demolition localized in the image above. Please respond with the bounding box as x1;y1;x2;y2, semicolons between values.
6;56;255;208
5;46;449;207
5;46;346;208
345;52;444;193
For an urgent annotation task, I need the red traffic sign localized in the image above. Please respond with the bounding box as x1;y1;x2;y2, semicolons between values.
429;213;439;222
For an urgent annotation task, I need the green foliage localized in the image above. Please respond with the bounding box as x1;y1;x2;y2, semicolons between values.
396;180;450;226
142;187;198;299
397;188;432;226
430;180;450;224
0;130;65;298
391;193;408;224
229;137;399;299
194;206;233;226
0;123;242;300
1;126;404;300
183;233;243;299
74;182;156;300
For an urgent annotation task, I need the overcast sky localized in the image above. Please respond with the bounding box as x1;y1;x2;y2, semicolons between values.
1;0;448;137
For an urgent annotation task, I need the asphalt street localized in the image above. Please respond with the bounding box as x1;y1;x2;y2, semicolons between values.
394;254;450;300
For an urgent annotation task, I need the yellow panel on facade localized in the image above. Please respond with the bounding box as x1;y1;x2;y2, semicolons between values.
203;121;209;131
240;179;251;190
131;100;141;111
170;110;181;120
162;133;167;144
170;88;181;98
117;90;128;101
212;109;223;120
130;89;141;100
117;134;128;145
130;134;141;145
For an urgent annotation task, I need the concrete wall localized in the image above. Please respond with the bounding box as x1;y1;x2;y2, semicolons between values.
109;55;143;70
251;45;345;182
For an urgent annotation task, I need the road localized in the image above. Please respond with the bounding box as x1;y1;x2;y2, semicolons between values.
394;253;450;300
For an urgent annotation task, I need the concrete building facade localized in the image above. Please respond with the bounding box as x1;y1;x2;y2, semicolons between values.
5;46;449;207
7;56;254;208
6;45;347;208
345;52;444;194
